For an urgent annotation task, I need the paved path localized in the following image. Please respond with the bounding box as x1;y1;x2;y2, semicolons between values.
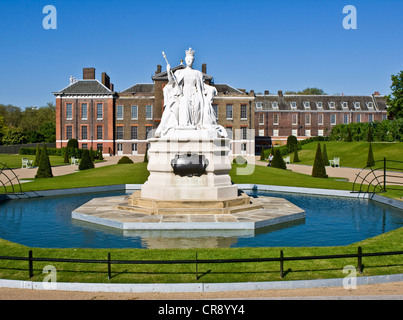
10;155;145;181
255;157;403;186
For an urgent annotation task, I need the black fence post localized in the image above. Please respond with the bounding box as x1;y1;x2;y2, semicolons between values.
195;253;198;280
28;250;33;279
107;253;111;280
357;247;363;274
383;157;387;191
280;250;284;279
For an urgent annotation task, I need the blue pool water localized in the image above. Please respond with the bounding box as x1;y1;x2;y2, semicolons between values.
0;190;402;249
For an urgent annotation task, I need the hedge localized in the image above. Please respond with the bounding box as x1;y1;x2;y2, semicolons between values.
20;147;99;159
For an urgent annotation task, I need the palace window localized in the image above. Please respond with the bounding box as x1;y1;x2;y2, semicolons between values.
131;126;138;140
318;113;324;125
81;103;88;120
304;102;310;110
318;129;324;136
331;113;336;125
116;126;124;140
258;113;264;125
368;114;374;122
292;113;298;125
354;102;361;110
256;102;262;109
146;105;153;120
145;126;152;138
273;129;279;137
290;102;297;110
116;105;123;120
66;125;72;139
131;105;138;120
305;114;311;125
272;102;279;110
212;104;218;120
240;104;247;120
316;102;323;109
329;102;336;109
226;105;233;120
241;127;247;140
292;129;298;137
96;103;103;119
343;114;349;124
367;102;374;111
66;103;73;120
355;114;361;123
81;126;88;140
342;102;349;110
273;114;279;125
96;126;103;140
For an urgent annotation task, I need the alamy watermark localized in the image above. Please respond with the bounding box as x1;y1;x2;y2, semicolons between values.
42;5;57;30
343;5;357;30
42;265;57;290
342;265;357;289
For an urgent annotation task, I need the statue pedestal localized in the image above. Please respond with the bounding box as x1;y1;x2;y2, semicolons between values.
140;128;238;201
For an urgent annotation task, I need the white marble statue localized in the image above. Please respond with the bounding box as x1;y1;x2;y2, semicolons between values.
155;48;227;138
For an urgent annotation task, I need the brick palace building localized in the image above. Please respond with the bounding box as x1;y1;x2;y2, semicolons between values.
54;66;388;156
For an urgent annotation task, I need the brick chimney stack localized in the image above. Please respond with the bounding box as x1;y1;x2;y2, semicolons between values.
156;65;162;75
102;72;110;88
83;67;95;80
278;90;283;97
202;63;207;74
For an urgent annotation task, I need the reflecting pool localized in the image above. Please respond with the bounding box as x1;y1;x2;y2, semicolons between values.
0;190;402;248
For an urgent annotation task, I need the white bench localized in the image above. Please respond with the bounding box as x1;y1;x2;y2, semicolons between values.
71;157;80;165
22;158;33;169
329;157;340;167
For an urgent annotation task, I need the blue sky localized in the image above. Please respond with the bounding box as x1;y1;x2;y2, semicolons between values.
0;0;402;108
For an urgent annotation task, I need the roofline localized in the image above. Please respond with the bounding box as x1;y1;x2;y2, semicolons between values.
53;79;113;95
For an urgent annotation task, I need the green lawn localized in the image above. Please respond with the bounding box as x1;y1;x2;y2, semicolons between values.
291;141;403;169
0;154;68;169
0;226;402;284
0;153;402;284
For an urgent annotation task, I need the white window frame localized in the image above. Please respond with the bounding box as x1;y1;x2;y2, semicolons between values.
331;113;336;125
240;104;247;120
256;102;262;109
131;105;138;120
226;105;233;120
316;102;323;109
66;103;73;120
290;102;297;110
292;113;298;125
146;105;153;120
343;114;349;124
318;113;324;125
305;114;311;125
116;105;124;120
272;102;279;110
356;114;361;123
273;113;279;125
354;102;361;110
81;103;88;120
342;102;348;110
292;129;298;137
258;113;264;125
318;129;324;137
329;102;336;110
305;129;311;137
96;103;103;120
304;102;310;110
273;129;279;137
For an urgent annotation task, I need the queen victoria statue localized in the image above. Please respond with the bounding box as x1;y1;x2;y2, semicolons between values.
155;48;227;138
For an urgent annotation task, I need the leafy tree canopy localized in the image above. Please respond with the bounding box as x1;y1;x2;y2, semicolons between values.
386;70;403;119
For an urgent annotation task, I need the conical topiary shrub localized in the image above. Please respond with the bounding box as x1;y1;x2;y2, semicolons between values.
34;144;41;167
63;147;70;164
271;148;287;169
35;145;53;178
322;143;329;166
293;148;300;163
366;142;375;167
79;149;94;170
311;143;327;178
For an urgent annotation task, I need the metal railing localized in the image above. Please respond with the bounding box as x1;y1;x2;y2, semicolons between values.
0;247;402;281
352;158;403;195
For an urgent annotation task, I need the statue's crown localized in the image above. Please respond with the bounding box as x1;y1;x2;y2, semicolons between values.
185;47;195;57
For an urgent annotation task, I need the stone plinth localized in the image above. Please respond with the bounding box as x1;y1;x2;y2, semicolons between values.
72;193;305;231
141;128;238;201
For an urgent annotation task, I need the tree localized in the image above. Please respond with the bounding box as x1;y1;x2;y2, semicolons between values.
298;88;326;95
63;147;70;164
386;70;403;119
322;144;329;166
293;148;300;163
67;139;79;149
311;143;328;178
366;143;375;167
79;149;94;170
367;125;373;142
34;144;41;167
271;148;287;169
35;145;53;178
286;135;298;153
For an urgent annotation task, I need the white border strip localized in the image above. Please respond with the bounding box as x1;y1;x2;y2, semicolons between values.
1;274;402;293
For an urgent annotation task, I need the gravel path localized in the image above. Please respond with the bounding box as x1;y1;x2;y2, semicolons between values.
0;282;402;300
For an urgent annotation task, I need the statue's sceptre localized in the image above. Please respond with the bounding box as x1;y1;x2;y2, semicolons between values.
162;51;181;93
